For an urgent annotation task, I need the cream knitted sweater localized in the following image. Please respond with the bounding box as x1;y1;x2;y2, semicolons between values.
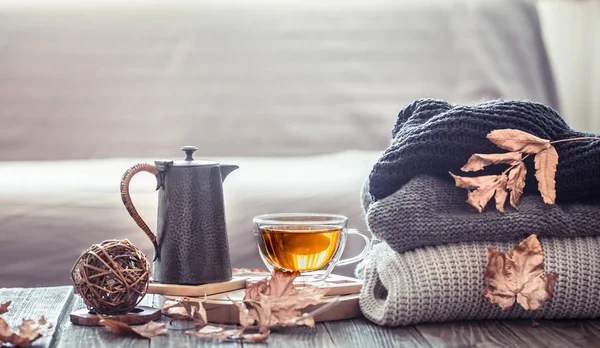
356;238;600;326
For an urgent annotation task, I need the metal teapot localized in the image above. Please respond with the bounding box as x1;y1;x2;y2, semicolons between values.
120;146;238;285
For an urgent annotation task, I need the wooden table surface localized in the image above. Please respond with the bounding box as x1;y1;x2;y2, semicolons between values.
2;286;600;347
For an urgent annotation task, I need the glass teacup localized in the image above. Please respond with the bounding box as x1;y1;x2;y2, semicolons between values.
253;213;371;282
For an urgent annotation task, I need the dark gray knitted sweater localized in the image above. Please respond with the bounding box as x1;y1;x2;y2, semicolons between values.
369;99;600;203
363;175;600;254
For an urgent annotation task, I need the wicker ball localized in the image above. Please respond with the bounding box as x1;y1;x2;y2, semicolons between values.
70;239;151;315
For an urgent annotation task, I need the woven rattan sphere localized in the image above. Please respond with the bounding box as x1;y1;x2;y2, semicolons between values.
70;239;151;315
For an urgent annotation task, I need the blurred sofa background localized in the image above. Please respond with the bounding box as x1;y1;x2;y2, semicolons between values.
0;0;587;287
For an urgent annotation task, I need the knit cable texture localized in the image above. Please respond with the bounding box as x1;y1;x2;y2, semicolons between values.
368;99;600;202
356;238;600;326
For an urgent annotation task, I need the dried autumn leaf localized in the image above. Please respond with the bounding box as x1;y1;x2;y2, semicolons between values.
237;327;270;343
186;325;270;343
450;173;499;190
534;145;558;204
162;296;207;326
507;162;527;209
0;316;52;348
483;234;559;310
239;269;327;329
461;152;522;172
487;129;550;154
100;319;166;339
494;175;509;213
0;301;10;315
461;175;508;213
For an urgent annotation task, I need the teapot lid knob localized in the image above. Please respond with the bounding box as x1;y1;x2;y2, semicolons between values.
180;146;198;161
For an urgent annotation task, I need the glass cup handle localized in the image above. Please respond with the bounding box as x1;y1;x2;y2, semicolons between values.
337;229;371;266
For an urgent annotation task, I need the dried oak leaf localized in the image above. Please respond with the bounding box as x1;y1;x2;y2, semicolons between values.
451;173;508;213
461;152;522;172
483;234;559;310
487;129;550;154
0;316;52;348
238;269;327;329
507;162;527;209
99;319;166;339
534;145;558;204
162;296;207;327
186;325;270;343
0;301;10;315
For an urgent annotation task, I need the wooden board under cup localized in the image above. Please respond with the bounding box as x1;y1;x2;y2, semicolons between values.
147;277;248;297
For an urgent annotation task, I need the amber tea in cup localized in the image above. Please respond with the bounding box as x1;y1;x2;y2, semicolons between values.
254;213;370;282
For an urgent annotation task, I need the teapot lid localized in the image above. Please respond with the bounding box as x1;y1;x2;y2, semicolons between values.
155;146;219;170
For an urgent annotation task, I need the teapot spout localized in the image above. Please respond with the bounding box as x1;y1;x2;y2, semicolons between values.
219;164;239;182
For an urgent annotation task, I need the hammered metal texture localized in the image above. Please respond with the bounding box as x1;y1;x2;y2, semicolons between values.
153;165;233;285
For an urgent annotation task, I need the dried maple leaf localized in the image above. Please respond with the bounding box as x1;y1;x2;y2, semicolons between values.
461;152;522;172
483;234;559;310
534;145;558;204
0;316;52;348
99;319;166;339
487;129;550;154
507;162;527;209
162;296;207;327
0;301;10;315
238;269;327;329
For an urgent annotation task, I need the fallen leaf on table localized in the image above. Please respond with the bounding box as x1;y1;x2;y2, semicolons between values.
487;129;550;154
186;325;270;343
534;145;558;204
483;234;559;310
162;296;207;327
0;316;52;348
238;269;328;329
237;327;270;343
507;162;527;209
461;152;522;172
0;301;10;315
99;319;166;338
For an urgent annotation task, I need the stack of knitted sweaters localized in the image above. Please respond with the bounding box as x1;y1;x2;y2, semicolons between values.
356;99;600;326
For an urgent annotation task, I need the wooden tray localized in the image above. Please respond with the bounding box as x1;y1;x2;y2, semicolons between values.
157;274;363;324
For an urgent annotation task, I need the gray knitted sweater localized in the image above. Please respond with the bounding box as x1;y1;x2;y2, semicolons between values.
363;175;600;254
356;237;600;326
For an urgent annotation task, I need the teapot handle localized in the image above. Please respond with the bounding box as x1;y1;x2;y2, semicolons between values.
120;163;161;261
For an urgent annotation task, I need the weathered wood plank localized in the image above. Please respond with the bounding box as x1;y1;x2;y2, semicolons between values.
324;317;431;348
51;288;152;348
0;286;73;348
499;319;600;348
260;324;336;348
415;320;526;348
149;295;242;348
